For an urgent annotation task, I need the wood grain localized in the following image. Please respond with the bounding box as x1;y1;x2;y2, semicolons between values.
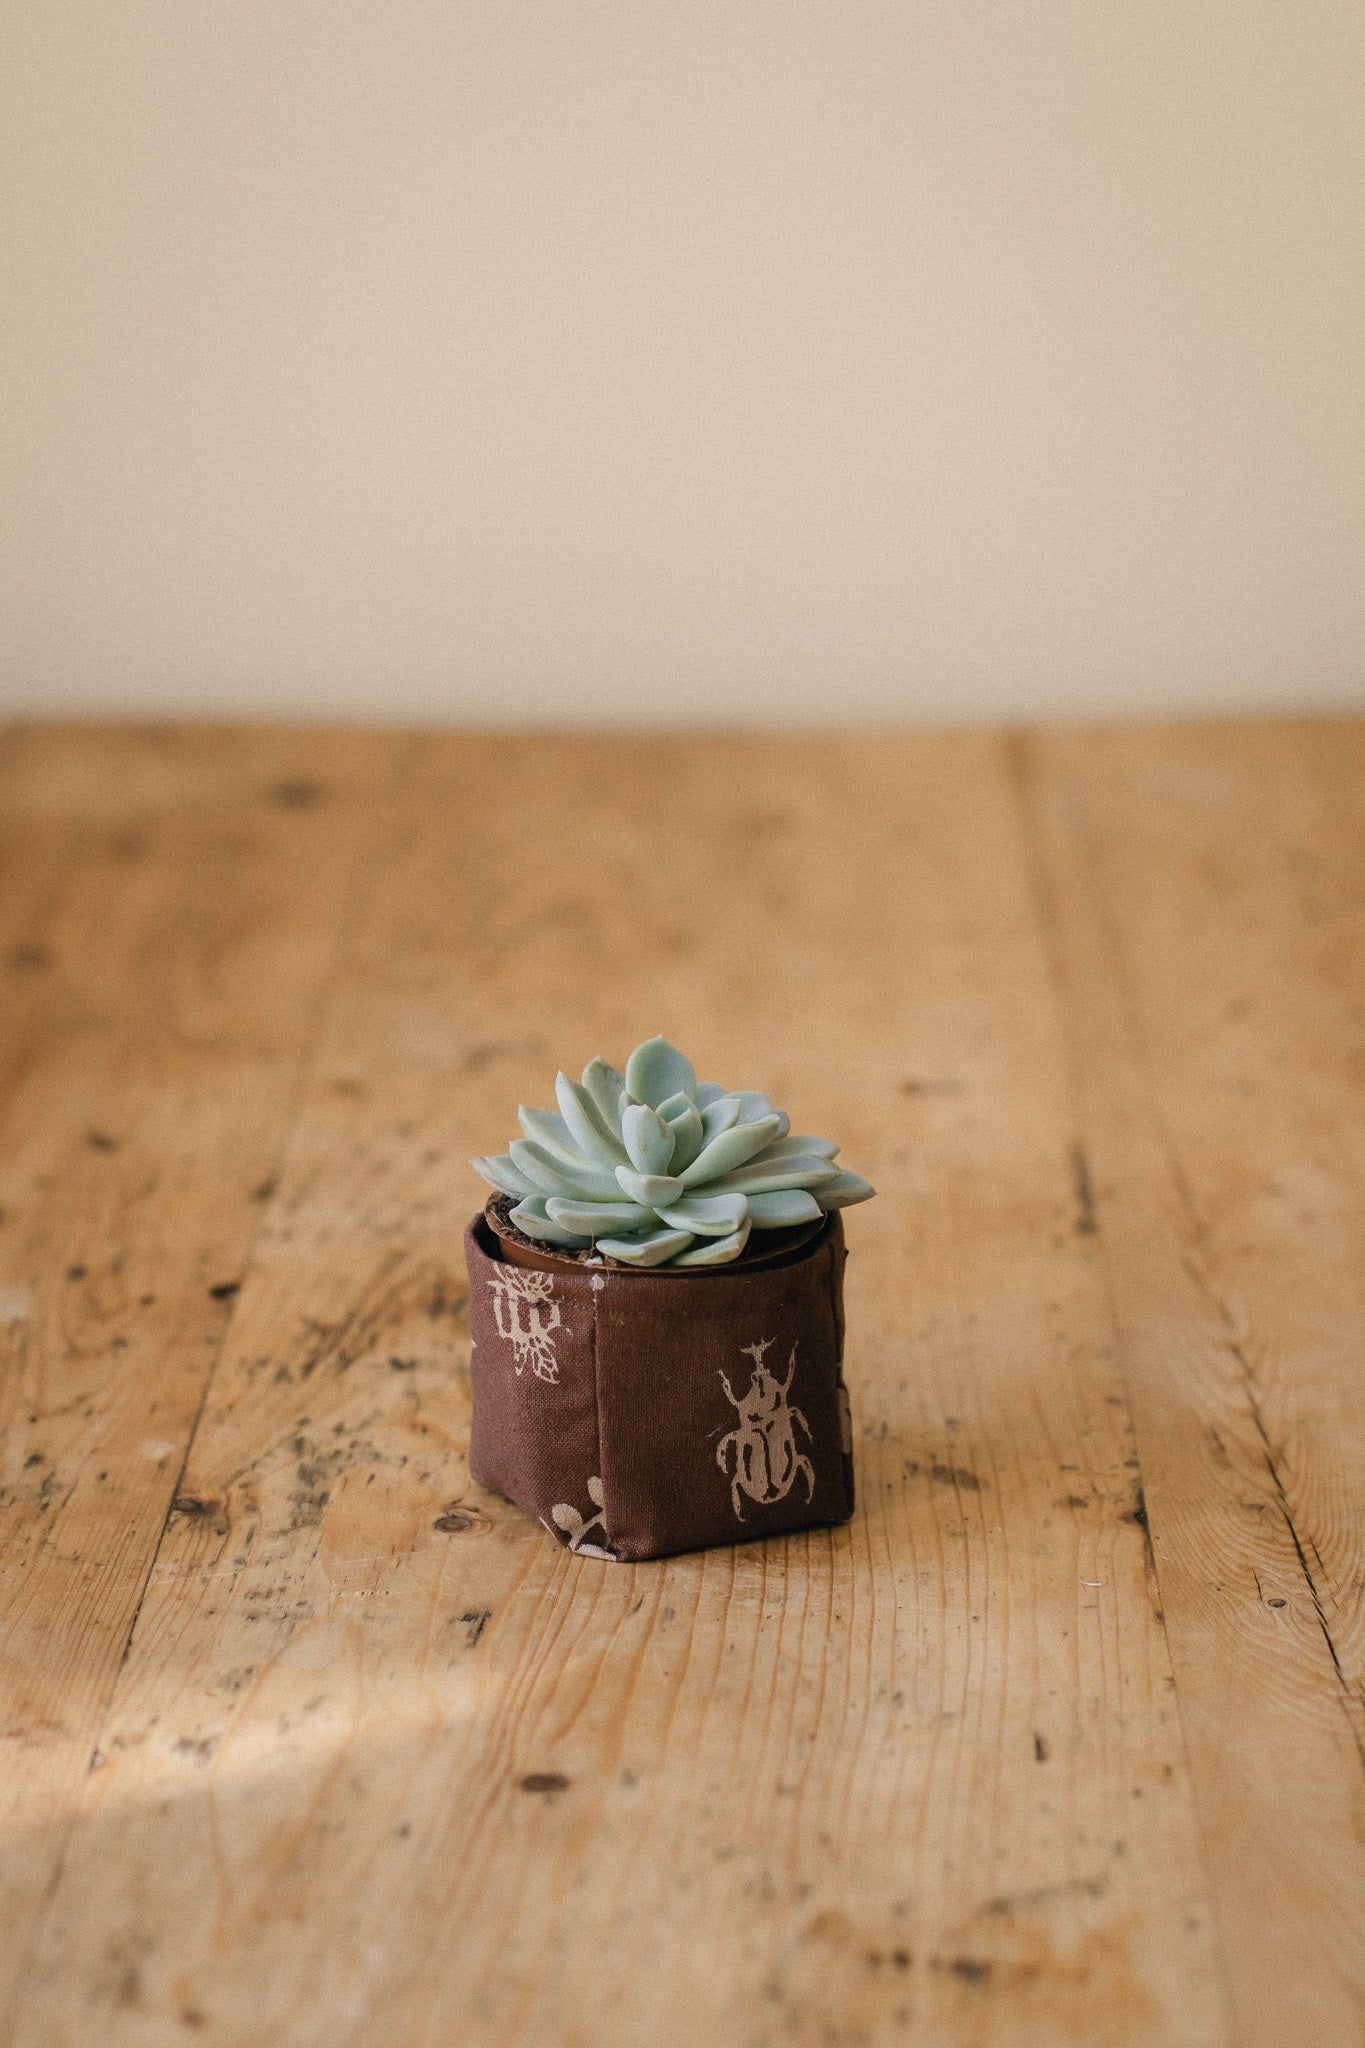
1015;721;1365;2047
0;724;404;2022
5;731;1224;2048
1;719;1359;2046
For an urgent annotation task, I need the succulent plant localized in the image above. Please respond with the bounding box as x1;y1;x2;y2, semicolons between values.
472;1035;874;1268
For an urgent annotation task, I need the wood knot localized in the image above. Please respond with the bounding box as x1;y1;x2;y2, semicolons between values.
434;1498;487;1534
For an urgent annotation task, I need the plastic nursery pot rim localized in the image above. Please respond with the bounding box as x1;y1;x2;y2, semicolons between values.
482;1194;827;1277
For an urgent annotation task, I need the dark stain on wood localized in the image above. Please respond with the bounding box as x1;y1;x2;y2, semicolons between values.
1070;1140;1099;1236
267;780;326;809
931;1464;982;1492
462;1037;545;1076
7;942;51;971
519;1772;570;1796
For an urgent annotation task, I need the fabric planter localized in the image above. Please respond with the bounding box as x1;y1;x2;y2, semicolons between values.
465;1201;855;1562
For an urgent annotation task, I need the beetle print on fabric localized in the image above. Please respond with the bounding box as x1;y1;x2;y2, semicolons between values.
717;1339;816;1521
487;1266;563;1382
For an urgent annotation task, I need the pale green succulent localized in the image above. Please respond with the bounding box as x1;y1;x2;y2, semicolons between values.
472;1035;874;1268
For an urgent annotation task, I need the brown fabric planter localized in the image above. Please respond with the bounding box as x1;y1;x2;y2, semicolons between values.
465;1203;855;1562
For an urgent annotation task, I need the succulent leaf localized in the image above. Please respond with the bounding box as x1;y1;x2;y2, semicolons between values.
814;1171;876;1209
678;1114;780;1187
471;1153;539;1199
509;1196;592;1246
477;1036;873;1266
625;1036;697;1110
674;1221;752;1266
516;1111;621;1187
595;1225;695;1266
755;1133;839;1162
614;1167;685;1207
655;1192;749;1237
517;1105;577;1151
706;1155;843;1196
545;1196;652;1234
622;1103;675;1175
555;1073;627;1166
581;1058;627;1134
661;1101;705;1171
699;1095;742;1142
745;1188;823;1225
509;1138;621;1201
505;1140;574;1197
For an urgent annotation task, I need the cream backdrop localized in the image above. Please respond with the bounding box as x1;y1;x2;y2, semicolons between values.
2;1;1363;724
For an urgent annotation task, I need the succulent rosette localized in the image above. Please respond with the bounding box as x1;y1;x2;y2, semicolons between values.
472;1036;874;1268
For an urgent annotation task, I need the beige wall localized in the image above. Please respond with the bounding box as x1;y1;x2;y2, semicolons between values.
2;1;1362;725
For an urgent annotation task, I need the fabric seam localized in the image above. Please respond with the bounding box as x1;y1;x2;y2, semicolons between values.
826;1231;854;1516
588;1271;614;1558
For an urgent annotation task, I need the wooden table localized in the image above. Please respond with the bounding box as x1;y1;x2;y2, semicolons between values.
1;719;1361;2048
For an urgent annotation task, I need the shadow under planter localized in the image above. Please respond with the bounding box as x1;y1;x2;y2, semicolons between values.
465;1202;855;1562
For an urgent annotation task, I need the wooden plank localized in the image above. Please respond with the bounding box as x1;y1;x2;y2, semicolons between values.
1014;718;1365;2047
11;732;1227;2046
0;723;404;2024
